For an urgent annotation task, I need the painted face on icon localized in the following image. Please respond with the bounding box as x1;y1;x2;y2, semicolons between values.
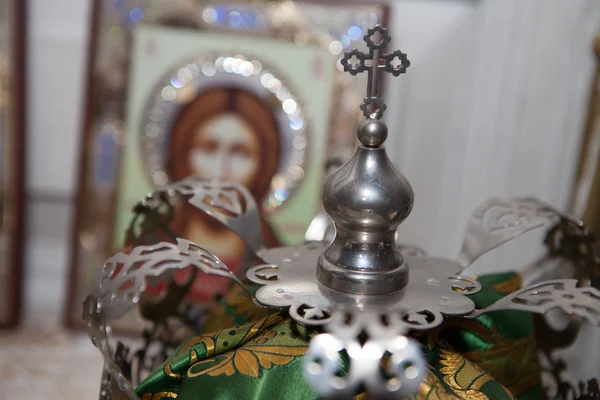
188;112;261;188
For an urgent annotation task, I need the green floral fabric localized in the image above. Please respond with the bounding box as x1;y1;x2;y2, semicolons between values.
137;273;541;400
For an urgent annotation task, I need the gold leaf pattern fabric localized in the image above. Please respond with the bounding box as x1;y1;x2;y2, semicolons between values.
202;285;272;334
136;273;542;400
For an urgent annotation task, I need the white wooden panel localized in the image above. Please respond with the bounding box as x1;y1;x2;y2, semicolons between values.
387;0;600;275
27;0;90;195
387;0;479;254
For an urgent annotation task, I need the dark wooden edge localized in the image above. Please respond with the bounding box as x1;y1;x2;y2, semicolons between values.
64;0;102;328
63;0;391;329
570;34;600;233
1;0;27;328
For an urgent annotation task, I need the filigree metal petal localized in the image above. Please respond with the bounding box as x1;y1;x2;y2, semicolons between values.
150;178;265;253
83;296;137;399
457;197;560;270
468;279;600;324
91;238;249;318
84;238;255;400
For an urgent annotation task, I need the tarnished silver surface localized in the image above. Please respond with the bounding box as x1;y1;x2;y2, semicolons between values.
304;205;428;257
457;197;560;270
247;243;332;325
306;194;561;274
318;137;413;295
318;26;414;296
148;177;265;253
247;243;480;330
84;238;254;400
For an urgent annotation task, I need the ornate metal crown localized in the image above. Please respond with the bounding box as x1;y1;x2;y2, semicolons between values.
84;25;600;399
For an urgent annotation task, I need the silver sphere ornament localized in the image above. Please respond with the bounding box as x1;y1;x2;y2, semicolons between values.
357;119;388;147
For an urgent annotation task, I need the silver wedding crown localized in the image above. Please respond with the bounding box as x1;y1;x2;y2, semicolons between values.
84;25;600;399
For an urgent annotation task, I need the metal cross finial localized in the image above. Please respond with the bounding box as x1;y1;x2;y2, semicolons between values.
341;25;410;119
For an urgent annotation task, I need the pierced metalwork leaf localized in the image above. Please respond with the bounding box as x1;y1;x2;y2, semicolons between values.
84;238;255;400
151;177;264;253
92;239;246;319
457;197;560;269
83;296;137;400
165;177;244;216
468;279;600;324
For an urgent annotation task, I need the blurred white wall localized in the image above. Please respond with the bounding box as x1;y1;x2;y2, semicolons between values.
24;0;600;325
386;0;600;275
25;0;90;326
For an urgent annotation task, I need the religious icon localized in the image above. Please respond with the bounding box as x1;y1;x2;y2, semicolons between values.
165;87;282;299
107;26;336;309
